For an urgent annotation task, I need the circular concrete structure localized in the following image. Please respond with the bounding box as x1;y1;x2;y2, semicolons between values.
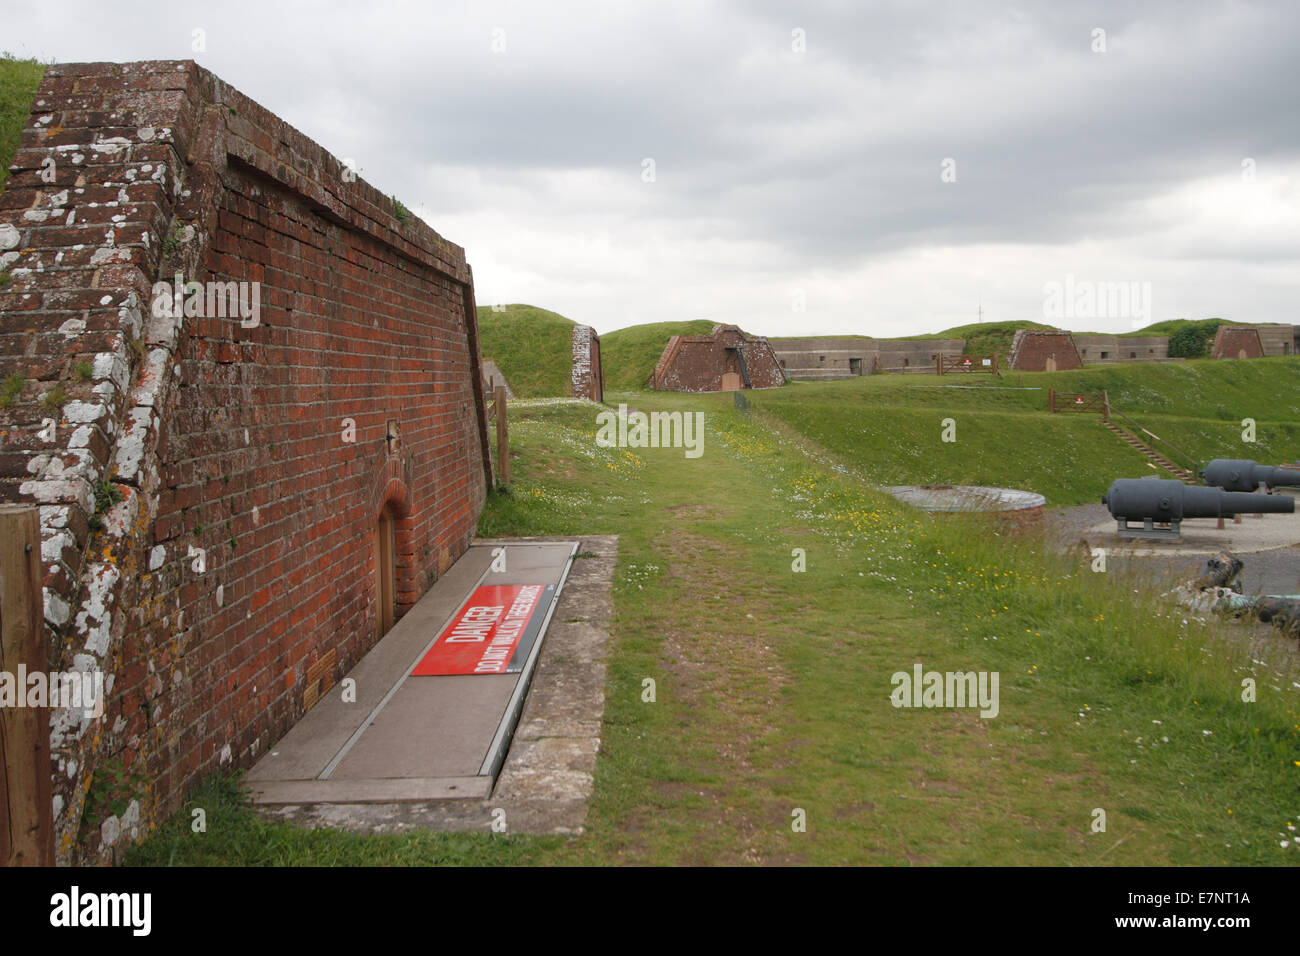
886;485;1046;528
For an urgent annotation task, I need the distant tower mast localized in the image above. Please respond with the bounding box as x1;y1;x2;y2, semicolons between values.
978;300;983;323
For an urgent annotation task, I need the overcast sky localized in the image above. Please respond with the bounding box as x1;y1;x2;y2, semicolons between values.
7;1;1299;336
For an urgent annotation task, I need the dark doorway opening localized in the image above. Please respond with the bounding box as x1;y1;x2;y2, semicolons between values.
375;507;396;636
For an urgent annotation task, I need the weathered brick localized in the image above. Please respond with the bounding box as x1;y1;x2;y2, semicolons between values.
0;59;493;866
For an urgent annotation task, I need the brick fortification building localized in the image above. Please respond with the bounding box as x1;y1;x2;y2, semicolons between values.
771;336;966;379
0;61;493;862
1007;329;1084;371
1073;335;1170;363
571;323;603;401
650;323;786;391
1210;325;1297;358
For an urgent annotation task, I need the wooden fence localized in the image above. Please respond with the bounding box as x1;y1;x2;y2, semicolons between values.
1048;388;1110;421
937;353;999;376
486;384;510;485
1;505;55;866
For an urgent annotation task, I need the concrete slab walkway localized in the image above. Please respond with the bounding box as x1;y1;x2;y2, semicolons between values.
244;535;617;835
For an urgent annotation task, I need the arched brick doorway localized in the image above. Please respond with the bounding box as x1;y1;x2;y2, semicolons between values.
372;475;413;638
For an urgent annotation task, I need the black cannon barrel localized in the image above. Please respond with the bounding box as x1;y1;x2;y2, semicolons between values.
1200;458;1300;492
1102;478;1295;520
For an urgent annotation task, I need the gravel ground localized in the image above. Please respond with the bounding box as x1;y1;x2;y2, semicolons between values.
1042;502;1300;596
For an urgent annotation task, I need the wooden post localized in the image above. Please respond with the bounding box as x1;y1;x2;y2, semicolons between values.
1101;389;1110;423
936;354;942;376
0;505;55;866
1048;388;1055;414
495;384;509;486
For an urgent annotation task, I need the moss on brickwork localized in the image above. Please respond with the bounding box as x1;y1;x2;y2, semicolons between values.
4;59;490;865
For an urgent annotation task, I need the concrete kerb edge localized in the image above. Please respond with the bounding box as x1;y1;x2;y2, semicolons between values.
250;533;619;837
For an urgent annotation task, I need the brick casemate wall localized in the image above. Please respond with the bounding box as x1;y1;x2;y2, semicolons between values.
771;337;968;379
875;339;966;369
1254;326;1294;356
1210;326;1265;359
0;60;492;863
651;324;786;391
1007;330;1083;371
1074;334;1170;362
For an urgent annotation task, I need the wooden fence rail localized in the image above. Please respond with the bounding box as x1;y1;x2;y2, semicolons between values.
487;384;510;485
937;353;999;376
1048;388;1110;421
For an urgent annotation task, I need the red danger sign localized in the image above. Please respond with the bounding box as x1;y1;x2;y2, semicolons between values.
412;584;551;676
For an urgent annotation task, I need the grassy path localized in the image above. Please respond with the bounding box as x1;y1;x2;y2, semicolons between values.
129;392;1300;865
491;392;1300;865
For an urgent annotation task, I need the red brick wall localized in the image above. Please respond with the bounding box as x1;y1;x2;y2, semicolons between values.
651;324;786;391
1211;327;1264;359
1008;330;1083;371
0;60;491;862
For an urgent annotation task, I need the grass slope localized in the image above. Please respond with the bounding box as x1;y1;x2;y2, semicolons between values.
601;319;715;390
768;319;1273;363
475;304;576;398
128;388;1300;866
0;55;44;191
909;320;1058;357
771;321;1059;359
749;357;1300;505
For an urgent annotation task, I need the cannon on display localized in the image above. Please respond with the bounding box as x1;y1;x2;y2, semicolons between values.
1102;478;1295;540
1199;458;1300;492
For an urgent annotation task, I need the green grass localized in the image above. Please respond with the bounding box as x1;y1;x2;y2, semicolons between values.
0;55;44;191
128;367;1300;866
125;777;564;866
476;304;578;398
771;318;1274;364
473;309;719;396
772;321;1061;360
744;357;1300;504
0;371;23;408
601;319;716;390
903;320;1060;357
